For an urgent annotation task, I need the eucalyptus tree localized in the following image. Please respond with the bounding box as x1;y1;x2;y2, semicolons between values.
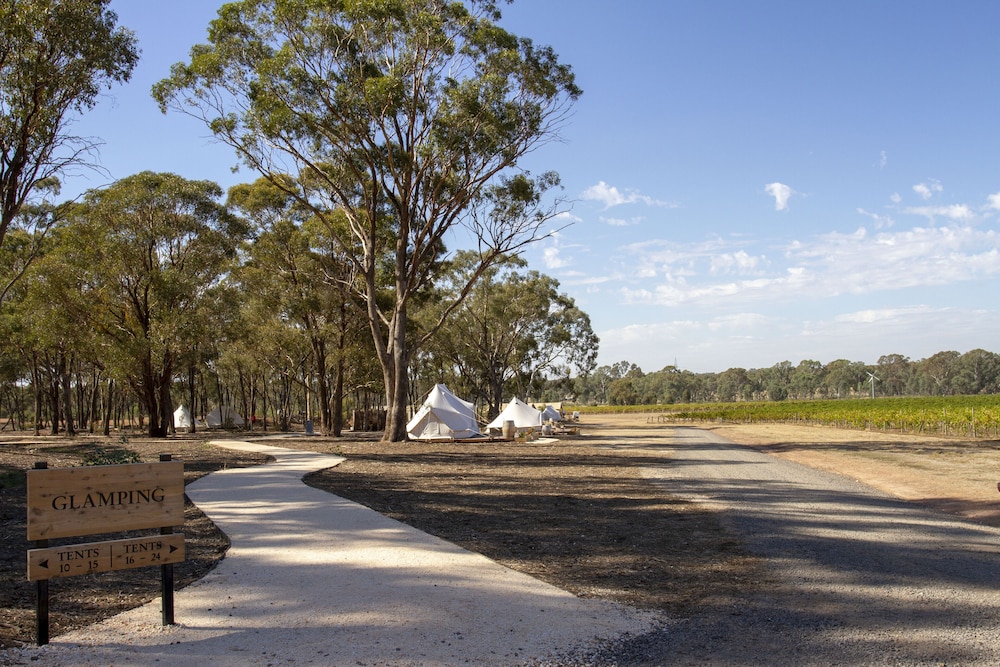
58;172;247;437
876;353;912;397
153;0;580;440
914;350;961;395
954;349;1000;395
423;253;597;417
0;0;138;251
229;177;373;435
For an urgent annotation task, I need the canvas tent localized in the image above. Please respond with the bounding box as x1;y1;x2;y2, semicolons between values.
406;384;480;440
173;405;193;429
540;405;562;422
206;405;245;429
486;397;543;432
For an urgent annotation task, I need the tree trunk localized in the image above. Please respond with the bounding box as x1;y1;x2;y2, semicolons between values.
260;372;268;432
138;354;169;438
187;363;197;433
31;354;42;436
382;316;409;442
61;354;75;436
159;373;172;436
332;355;344;437
102;378;113;436
311;337;332;435
87;367;100;434
48;356;59;436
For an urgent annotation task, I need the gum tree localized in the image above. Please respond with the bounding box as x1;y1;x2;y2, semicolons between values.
57;172;246;437
153;0;580;441
422;253;598;418
0;0;138;252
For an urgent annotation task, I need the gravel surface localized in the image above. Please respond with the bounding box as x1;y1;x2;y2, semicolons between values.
0;439;657;667
548;426;1000;666
4;426;999;666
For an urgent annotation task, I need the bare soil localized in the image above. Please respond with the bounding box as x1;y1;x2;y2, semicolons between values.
0;434;272;649
2;416;998;650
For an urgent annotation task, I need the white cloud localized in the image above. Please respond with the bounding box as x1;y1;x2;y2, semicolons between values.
581;181;674;210
542;246;567;269
987;192;1000;211
835;305;939;325
553;211;583;223
606;224;1000;309
601;216;643;227
709;250;761;275
764;182;795;211
903;204;975;223
878;150;888;169
913;179;943;200
857;208;894;229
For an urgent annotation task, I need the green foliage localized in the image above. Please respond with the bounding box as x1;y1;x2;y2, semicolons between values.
0;469;26;490
154;0;579;440
39;171;248;437
416;251;598;417
0;0;139;249
82;447;142;466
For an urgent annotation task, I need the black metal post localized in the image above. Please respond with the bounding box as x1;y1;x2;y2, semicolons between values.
159;454;175;626
34;461;49;646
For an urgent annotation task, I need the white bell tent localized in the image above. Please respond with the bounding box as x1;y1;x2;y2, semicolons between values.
486;397;543;432
540;405;562;422
406;384;480;440
173;405;193;429
206;405;246;429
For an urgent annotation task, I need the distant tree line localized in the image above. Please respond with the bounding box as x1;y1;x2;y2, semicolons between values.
557;350;1000;406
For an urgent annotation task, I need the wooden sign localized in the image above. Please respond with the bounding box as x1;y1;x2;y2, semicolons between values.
26;461;184;540
27;534;186;581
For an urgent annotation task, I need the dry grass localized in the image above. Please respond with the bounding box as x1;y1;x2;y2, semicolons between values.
3;415;998;649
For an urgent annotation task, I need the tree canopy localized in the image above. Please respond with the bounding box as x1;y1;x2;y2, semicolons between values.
153;0;580;440
0;0;138;251
50;172;246;436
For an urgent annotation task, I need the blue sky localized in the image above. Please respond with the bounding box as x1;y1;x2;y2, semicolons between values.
62;1;1000;373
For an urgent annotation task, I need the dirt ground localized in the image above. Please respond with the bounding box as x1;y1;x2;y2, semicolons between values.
2;415;999;650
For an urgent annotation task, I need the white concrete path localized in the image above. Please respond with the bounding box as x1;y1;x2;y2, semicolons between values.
3;440;653;666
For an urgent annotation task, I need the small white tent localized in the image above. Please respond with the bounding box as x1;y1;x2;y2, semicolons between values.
406;384;480;440
486;397;543;432
206;405;245;429
173;405;193;429
540;405;562;422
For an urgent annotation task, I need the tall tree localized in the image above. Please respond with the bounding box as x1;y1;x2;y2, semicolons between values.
59;172;246;437
424;253;597;417
230;178;358;436
954;349;1000;395
153;0;580;440
0;0;138;250
876;353;911;397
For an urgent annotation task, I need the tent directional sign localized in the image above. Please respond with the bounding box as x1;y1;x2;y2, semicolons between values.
26;457;186;644
28;534;185;581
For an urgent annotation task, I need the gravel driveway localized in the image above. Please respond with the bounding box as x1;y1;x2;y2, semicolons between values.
574;426;1000;666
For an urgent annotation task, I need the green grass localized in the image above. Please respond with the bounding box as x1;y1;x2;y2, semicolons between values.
0;468;25;490
569;395;1000;438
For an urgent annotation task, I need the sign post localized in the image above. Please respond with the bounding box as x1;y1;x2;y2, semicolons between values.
159;453;175;626
26;455;185;645
33;461;49;647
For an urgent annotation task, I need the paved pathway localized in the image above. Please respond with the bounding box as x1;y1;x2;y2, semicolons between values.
2;440;654;667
